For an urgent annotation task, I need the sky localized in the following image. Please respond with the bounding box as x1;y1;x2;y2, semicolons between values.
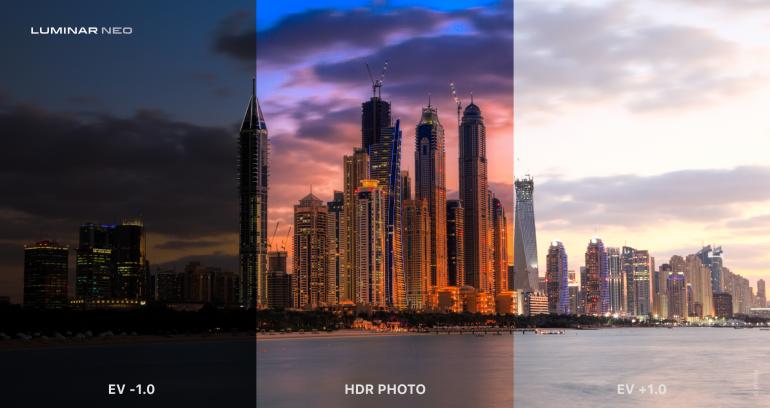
0;0;255;302
0;0;514;303
515;0;770;288
256;1;515;269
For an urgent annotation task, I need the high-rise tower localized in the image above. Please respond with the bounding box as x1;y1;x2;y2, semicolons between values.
293;192;329;309
415;104;447;290
369;121;404;309
355;180;387;307
513;176;539;292
342;149;369;303
584;237;609;315
546;240;569;314
239;79;268;308
458;101;490;292
491;196;508;295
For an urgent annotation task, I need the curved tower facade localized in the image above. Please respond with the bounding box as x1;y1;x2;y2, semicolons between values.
513;176;539;292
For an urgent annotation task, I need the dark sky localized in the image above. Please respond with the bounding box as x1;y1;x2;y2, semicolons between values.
0;0;255;302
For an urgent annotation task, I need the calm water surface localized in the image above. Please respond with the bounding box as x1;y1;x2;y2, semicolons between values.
259;328;770;408
516;327;770;407
257;334;514;408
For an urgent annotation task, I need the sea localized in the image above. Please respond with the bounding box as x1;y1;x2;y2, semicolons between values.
258;327;770;408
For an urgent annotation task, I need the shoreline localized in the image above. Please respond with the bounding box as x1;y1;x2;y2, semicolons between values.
257;329;426;341
0;333;254;352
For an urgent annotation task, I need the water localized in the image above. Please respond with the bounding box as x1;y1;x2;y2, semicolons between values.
257;334;514;408
515;327;770;407
258;328;770;408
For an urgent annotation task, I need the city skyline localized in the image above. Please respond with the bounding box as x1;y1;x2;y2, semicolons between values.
516;0;770;287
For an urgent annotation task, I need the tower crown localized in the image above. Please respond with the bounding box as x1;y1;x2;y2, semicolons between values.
242;78;266;131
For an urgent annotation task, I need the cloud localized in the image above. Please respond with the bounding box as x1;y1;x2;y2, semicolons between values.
0;104;239;241
256;7;451;65
535;166;770;229
213;11;256;63
514;1;756;114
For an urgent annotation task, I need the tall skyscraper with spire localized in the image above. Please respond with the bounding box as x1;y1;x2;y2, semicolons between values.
514;175;539;292
458;100;491;292
239;79;268;308
415;103;447;290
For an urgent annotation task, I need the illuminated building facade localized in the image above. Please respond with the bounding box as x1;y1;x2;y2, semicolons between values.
684;254;713;317
342;148;369;303
513;176;539;292
403;198;431;310
623;246;652;316
355;180;387;307
607;247;624;314
23;241;69;309
459;102;490;292
584;238;609;315
546;240;569;314
239;80;269;308
369;121;404;309
326;191;344;305
415;104;447;290
667;271;687;320
446;200;465;287
293;192;330;309
491;196;508;295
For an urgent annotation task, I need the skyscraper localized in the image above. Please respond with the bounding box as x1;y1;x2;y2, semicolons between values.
513;176;539;292
684;254;713;317
697;245;723;294
622;246;652;316
342;148;369;303
546;240;569;314
293;192;329;309
459;101;491;292
113;220;148;300
667;271;687;320
415;104;447;290
326;191;344;305
758;279;766;307
23;241;69;309
239;79;268;308
267;251;291;309
633;249;652;316
491;196;508;295
403;197;431;310
362;91;392;151
446;200;465;287
355;180;387;307
369;121;404;308
76;223;114;300
607;247;624;314
584;238;609;315
75;221;148;302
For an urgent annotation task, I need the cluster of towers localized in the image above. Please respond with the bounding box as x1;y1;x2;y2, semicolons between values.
543;238;761;320
243;72;510;311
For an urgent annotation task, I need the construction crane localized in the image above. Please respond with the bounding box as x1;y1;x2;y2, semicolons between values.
268;221;280;251
450;82;462;126
366;60;389;98
280;225;292;252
